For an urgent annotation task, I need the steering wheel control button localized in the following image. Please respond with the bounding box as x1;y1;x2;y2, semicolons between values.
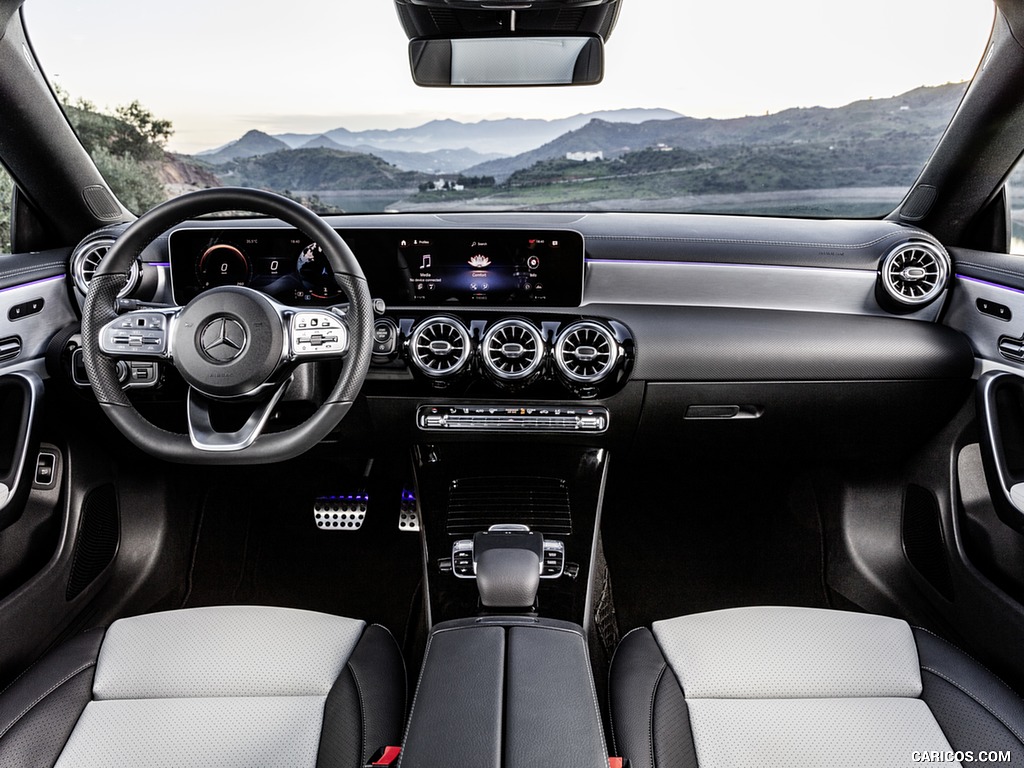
100;311;170;356
200;317;248;363
290;311;348;357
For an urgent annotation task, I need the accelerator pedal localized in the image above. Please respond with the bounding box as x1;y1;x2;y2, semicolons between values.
398;488;420;532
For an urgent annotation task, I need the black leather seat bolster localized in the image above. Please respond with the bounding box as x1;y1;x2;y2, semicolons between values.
609;628;697;768
318;624;406;768
0;627;105;768
913;627;1024;757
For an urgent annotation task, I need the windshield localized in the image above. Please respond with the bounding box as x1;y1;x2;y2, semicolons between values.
27;0;993;218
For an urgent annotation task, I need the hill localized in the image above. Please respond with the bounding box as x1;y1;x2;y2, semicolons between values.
200;130;290;164
215;148;429;191
465;83;968;180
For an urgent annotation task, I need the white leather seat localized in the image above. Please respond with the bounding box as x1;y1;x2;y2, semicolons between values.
610;606;1024;768
0;605;405;768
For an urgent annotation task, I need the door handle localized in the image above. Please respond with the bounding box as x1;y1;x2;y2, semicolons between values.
977;370;1024;534
0;371;43;532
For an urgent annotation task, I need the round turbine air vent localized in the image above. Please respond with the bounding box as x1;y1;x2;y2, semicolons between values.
409;316;471;377
481;319;544;381
555;321;619;384
71;237;140;298
879;241;949;307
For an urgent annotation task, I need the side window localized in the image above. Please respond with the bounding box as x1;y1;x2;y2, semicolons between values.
1011;160;1024;255
0;167;11;253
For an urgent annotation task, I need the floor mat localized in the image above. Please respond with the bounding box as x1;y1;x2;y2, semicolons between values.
602;456;828;632
183;467;422;645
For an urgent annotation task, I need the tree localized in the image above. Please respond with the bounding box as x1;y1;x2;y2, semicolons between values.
58;91;173;212
0;168;11;253
112;101;173;161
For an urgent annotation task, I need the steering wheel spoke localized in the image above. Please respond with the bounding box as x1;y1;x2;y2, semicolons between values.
186;377;293;452
98;308;179;359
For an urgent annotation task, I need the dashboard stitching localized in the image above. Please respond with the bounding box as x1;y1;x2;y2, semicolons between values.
956;262;1024;282
0;261;68;279
584;230;916;249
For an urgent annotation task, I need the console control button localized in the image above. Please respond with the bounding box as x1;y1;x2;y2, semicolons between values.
372;318;398;357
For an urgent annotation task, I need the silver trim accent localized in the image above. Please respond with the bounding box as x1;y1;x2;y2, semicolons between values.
945;276;1024;377
0;371;43;513
554;321;619;384
288;309;349;358
481;318;544;380
879;241;949;306
186;376;292;452
409;316;471;377
99;309;177;359
71;237;141;298
0;278;78;374
583;260;944;321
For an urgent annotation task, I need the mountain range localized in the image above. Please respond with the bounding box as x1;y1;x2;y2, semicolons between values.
197;108;682;168
187;84;967;196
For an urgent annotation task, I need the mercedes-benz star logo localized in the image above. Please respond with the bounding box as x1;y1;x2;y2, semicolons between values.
200;317;247;363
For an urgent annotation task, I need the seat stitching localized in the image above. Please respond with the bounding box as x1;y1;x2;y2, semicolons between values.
0;662;94;741
649;663;666;768
913;626;1022;700
0;628;105;699
395;632;435;768
574;631;610;761
607;626;649;755
347;661;368;762
921;666;1024;747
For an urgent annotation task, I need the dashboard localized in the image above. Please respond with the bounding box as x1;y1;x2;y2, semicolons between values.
53;211;975;444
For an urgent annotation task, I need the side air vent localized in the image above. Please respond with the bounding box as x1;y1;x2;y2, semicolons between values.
879;241;949;307
554;321;619;384
0;336;21;363
409;316;471;377
71;237;140;298
446;476;572;535
481;319;544;381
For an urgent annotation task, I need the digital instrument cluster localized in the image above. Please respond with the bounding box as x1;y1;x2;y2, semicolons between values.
167;228;585;307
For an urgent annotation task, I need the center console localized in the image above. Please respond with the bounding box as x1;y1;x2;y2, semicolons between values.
400;617;608;768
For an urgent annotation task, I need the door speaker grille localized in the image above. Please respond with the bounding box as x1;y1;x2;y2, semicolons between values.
902;484;953;601
66;484;120;600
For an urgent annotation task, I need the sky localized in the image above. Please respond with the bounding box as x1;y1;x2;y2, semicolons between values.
26;0;996;154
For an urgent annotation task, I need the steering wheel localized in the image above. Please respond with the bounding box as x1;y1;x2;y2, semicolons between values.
81;187;373;465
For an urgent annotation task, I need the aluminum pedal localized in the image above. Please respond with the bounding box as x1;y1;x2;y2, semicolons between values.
314;494;368;531
398;488;420;532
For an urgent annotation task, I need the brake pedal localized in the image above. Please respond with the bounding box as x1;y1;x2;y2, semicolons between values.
314;494;368;531
398;488;420;532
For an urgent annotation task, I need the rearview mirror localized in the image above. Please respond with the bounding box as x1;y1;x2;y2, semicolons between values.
409;35;603;87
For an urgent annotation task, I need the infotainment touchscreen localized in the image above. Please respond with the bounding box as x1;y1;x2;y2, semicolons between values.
168;228;584;307
385;230;582;305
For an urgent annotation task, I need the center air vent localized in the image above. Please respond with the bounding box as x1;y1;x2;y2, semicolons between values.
409;316;471;377
879;241;949;307
71;237;140;298
554;321;619;384
481;319;544;381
